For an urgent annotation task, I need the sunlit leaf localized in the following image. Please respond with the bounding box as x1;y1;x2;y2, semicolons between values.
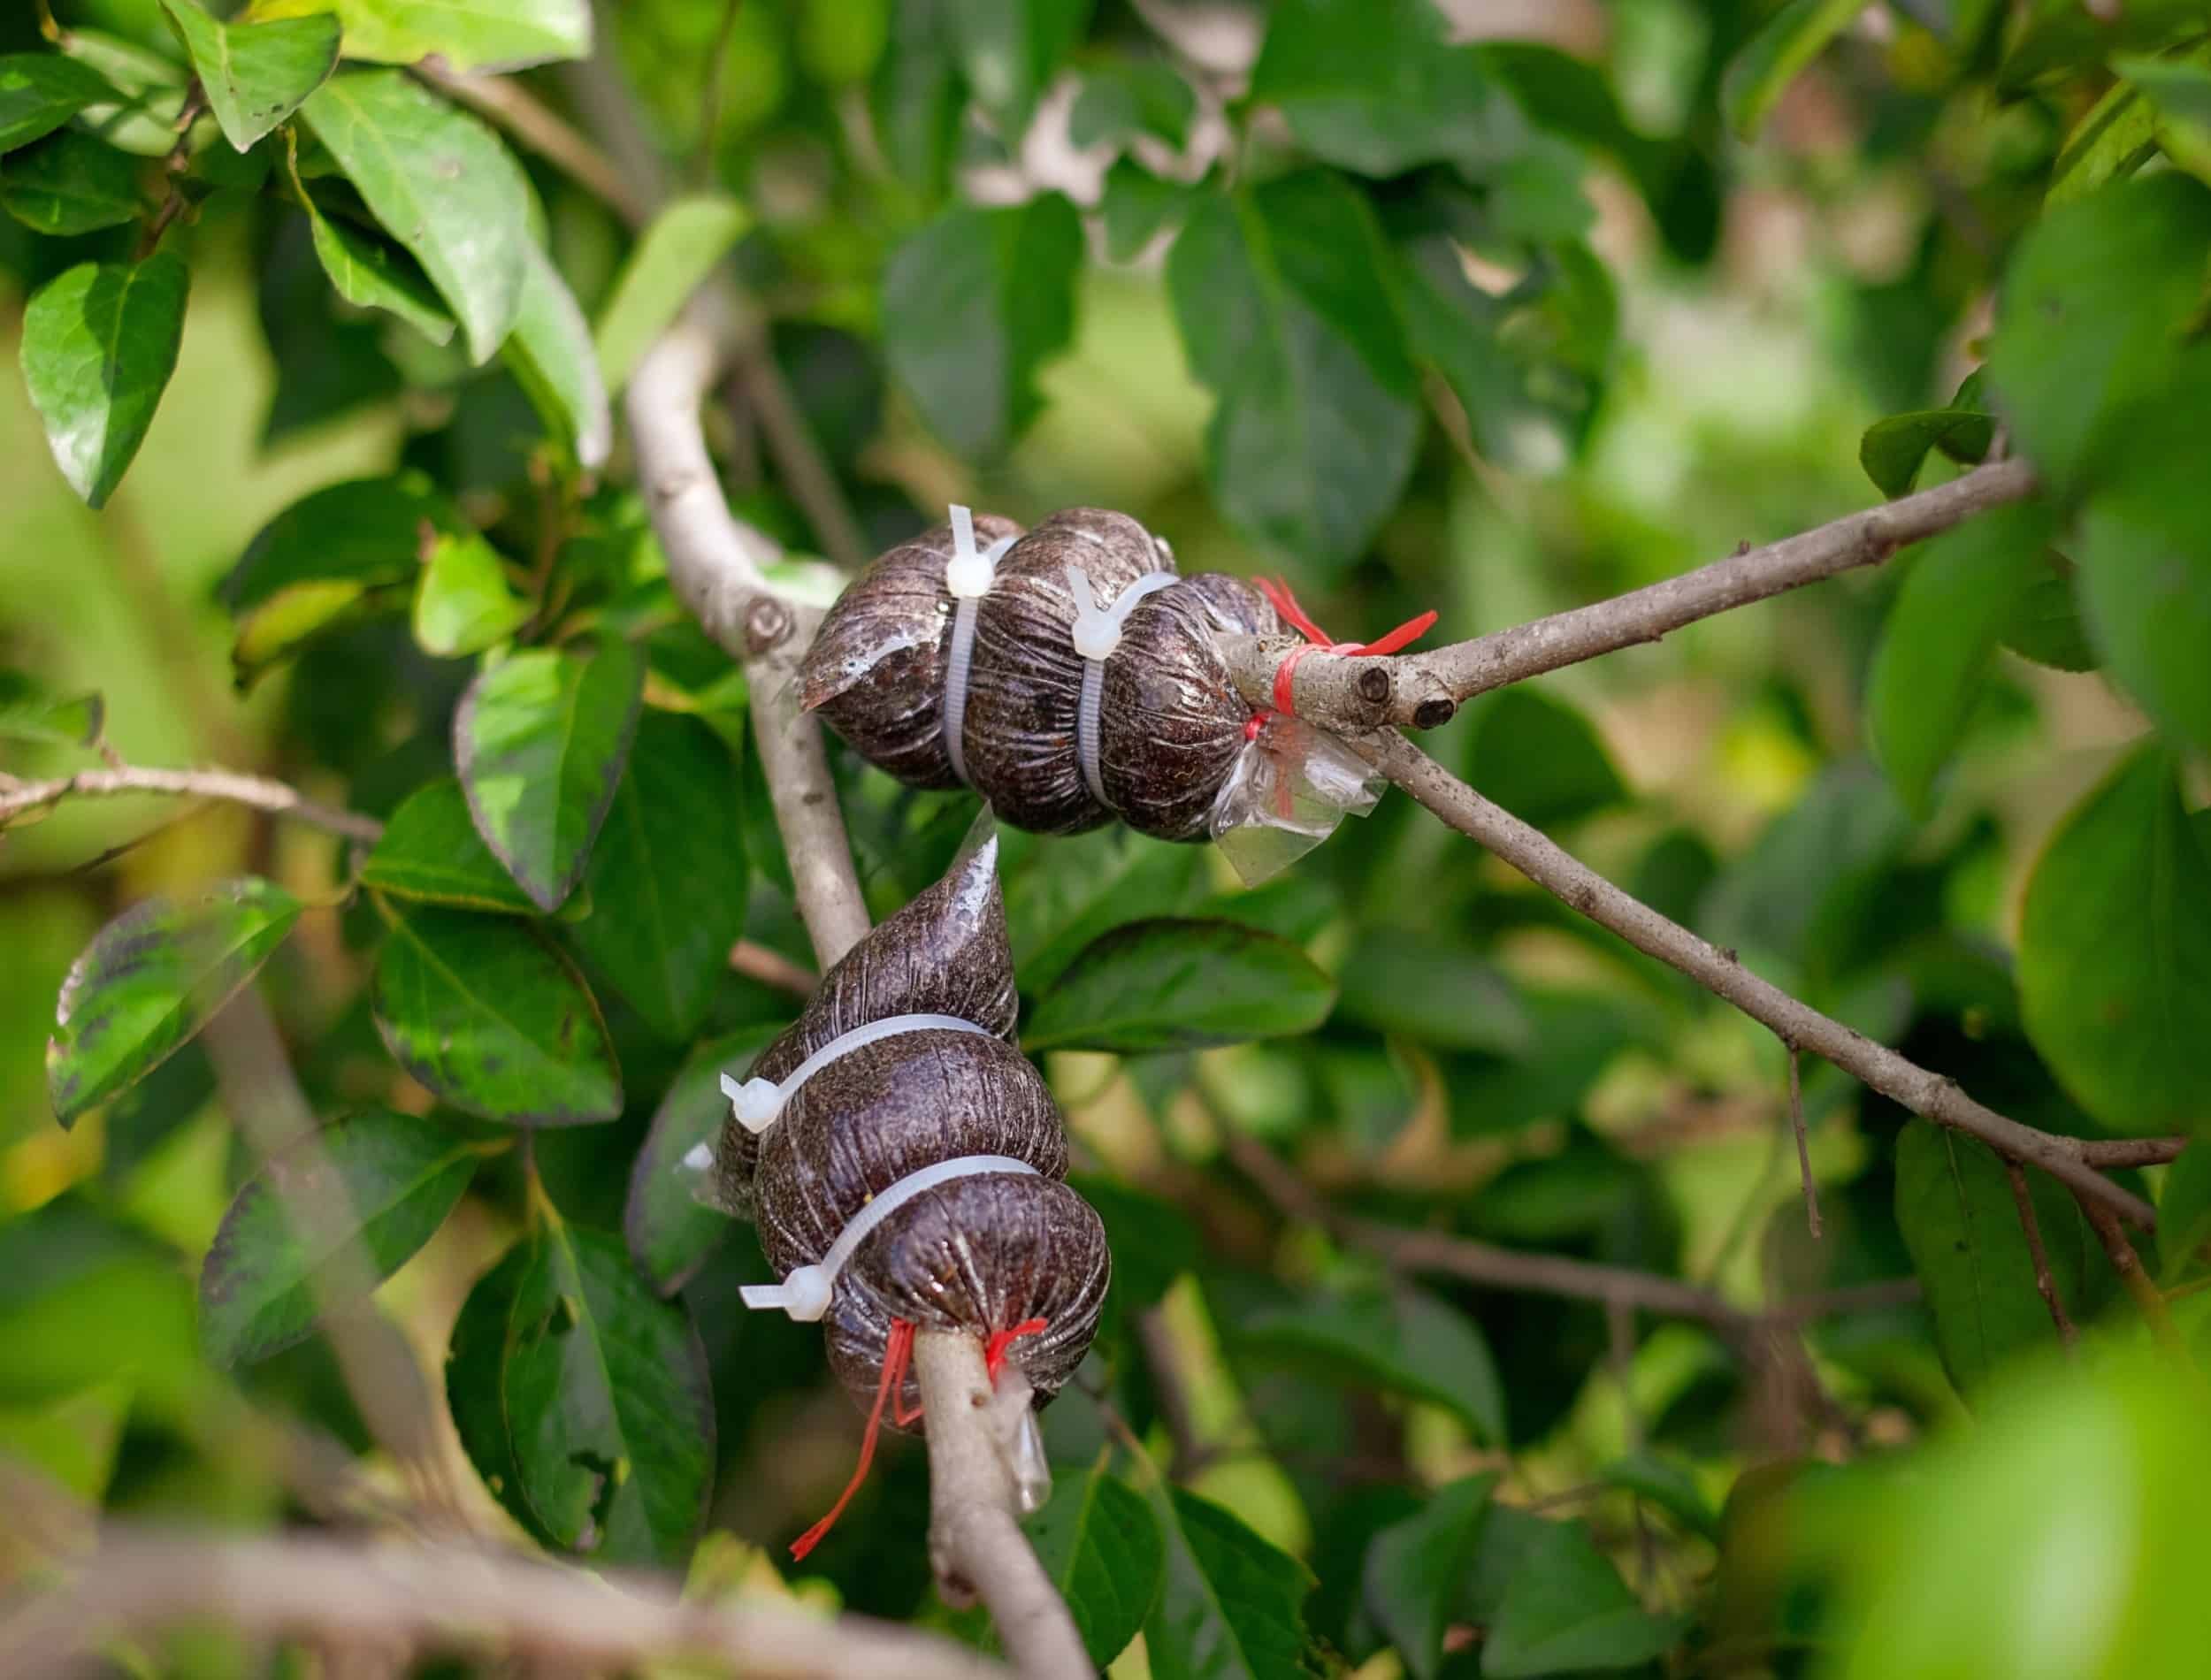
593;194;749;393
1720;0;1866;140
20;256;187;510
249;0;591;74
361;780;537;913
0;54;118;155
157;0;338;152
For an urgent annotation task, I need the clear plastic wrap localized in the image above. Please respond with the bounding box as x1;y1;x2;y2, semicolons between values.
1209;713;1388;885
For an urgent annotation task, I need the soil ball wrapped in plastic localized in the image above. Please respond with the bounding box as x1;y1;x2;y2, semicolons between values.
801;506;1284;842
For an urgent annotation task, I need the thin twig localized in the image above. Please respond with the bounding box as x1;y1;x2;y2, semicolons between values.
0;1528;1006;1680
2077;1137;2189;1168
2077;1194;2185;1355
730;938;820;997
1368;732;2155;1230
693;0;746;187
0;764;385;845
415;60;645;227
1220;458;2042;731
2005;1159;2077;1348
1786;1044;1822;1241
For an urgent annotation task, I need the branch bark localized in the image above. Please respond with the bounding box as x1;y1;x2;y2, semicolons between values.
0;1528;1006;1680
2006;1157;2077;1348
1366;731;2157;1229
0;763;385;844
1222;459;2041;731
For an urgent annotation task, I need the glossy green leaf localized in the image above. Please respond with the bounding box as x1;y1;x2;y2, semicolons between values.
0;53;117;154
1144;1482;1317;1680
1483;1516;1685;1676
570;712;747;1042
20;256;187;510
249;0;592;73
1002;825;1208;994
1025;1468;1164;1670
1986;174;2211;496
48;879;301;1126
412;530;529;658
1858;409;1994;499
593;194;749;393
225;471;467;611
1239;1285;1505;1443
0;130;143;235
2047;80;2159;208
199;1110;485;1366
1024;918;1335;1054
1895;1119;2110;1396
0;670;103;749
447;1242;554;1542
507;241;611;470
1068;60;1194;150
157;0;338;152
1167;172;1419;571
501;1221;714;1567
300;69;532;363
2018;745;2211;1137
945;0;1090;140
303;197;455;346
1465;687;1626;829
361;780;537;913
371;904;622;1125
1248;0;1526;178
1363;1474;1496;1680
881;194;1083;460
1868;501;2057;818
1720;0;1866;140
2075;438;2211;755
454;641;644;913
625;1023;784;1294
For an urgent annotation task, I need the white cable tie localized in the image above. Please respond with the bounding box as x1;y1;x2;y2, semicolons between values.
738;1155;1041;1322
1066;564;1178;810
719;1013;992;1136
942;504;1014;787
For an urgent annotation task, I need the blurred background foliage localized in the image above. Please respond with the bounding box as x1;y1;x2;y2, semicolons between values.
3;1;2210;1676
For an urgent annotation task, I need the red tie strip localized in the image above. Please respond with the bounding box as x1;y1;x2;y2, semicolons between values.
1247;576;1438;738
788;1317;1050;1562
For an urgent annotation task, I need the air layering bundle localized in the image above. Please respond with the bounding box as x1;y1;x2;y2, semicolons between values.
800;505;1398;880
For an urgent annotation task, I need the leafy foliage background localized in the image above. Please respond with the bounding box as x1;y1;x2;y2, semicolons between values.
3;1;2211;1676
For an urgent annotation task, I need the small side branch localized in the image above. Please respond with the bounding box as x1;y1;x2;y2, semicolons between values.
2006;1159;2077;1348
1370;733;2155;1229
2077;1195;2184;1355
0;765;385;845
1786;1044;1822;1241
0;1528;1007;1680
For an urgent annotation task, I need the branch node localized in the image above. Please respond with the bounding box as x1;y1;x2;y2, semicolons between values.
743;595;795;654
1412;697;1457;729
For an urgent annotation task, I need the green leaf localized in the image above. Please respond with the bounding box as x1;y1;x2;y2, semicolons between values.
198;1110;484;1366
1482;1516;1684;1676
361;780;538;913
1858;409;1995;499
1894;1118;2112;1395
47;879;301;1126
1025;1468;1165;1670
1099;157;1196;263
501;1221;714;1567
1986;173;2211;496
1024;918;1336;1055
2018;745;2211;1137
157;0;338;153
300;69;532;363
1002;825;1208;994
1867;500;2057;818
1363;1475;1496;1680
1465;687;1626;829
506;241;611;470
946;0;1091;140
0;130;143;235
1336;930;1530;1056
625;1024;784;1294
0;53;118;155
370;904;622;1125
2003;554;2098;672
2116;50;2211;183
881;194;1083;460
1720;0;1866;140
869;0;965;201
593;195;749;394
570;712;747;1042
455;641;645;913
1144;1482;1317;1680
20;256;187;511
1248;0;1526;178
225;471;467;612
2074;438;2211;755
0;670;103;749
1598;1451;1720;1541
2157;1144;2211;1284
1070;1173;1201;1309
447;1243;553;1542
1167;172;1419;570
412;529;529;658
302;198;455;346
2047;80;2160;208
249;0;592;74
1239;1285;1505;1444
1068;61;1194;150
0;1379;133;1506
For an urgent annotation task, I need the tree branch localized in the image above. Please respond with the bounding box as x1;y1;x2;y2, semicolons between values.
0;764;385;844
0;1528;1007;1680
1222;459;2041;731
1366;731;2157;1229
2006;1158;2077;1348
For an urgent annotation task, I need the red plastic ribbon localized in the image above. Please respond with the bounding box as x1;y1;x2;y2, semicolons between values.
1251;576;1437;725
984;1317;1048;1384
